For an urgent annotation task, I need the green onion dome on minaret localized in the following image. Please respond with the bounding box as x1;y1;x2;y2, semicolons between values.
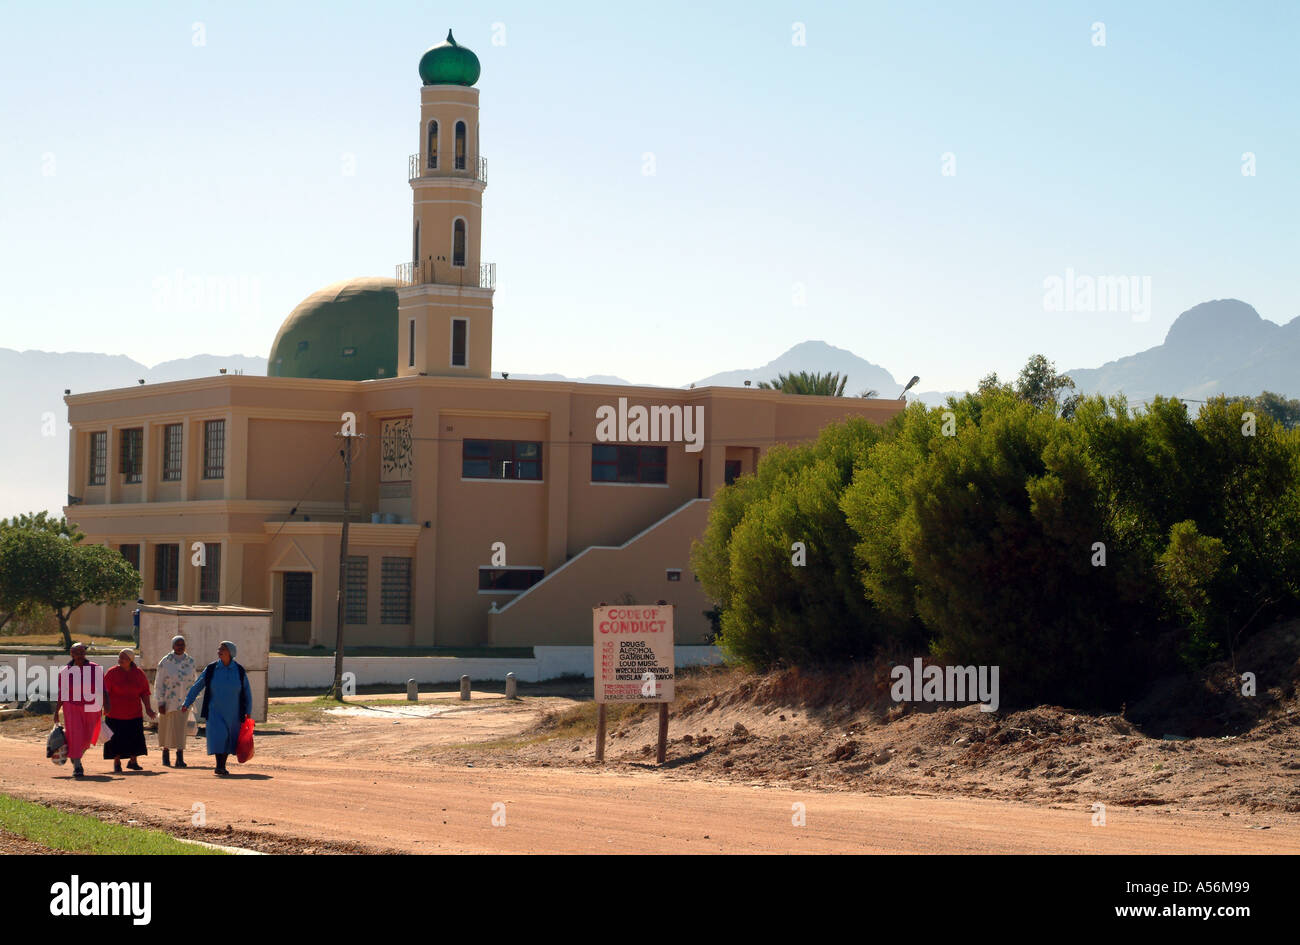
419;30;481;86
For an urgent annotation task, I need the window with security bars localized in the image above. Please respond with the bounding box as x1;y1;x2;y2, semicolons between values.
89;432;107;486
204;420;225;479
462;439;542;480
199;543;221;603
591;444;667;484
153;544;180;601
380;557;412;624
345;556;368;624
162;423;183;481
120;428;144;484
118;544;140;571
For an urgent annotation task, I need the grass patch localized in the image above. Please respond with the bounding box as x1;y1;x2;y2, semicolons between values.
0;794;226;855
0;634;130;651
470;700;653;751
268;697;346;722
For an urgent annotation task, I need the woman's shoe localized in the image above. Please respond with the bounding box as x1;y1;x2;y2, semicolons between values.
126;760;142;771
113;760;123;774
162;749;171;767
174;756;187;769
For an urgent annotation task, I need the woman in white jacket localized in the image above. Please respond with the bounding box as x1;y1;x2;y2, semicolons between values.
154;635;198;768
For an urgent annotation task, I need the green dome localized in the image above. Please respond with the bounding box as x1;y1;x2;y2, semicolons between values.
268;278;398;382
419;30;481;86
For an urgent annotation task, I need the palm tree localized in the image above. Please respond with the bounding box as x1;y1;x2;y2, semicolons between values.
858;389;878;399
757;371;849;396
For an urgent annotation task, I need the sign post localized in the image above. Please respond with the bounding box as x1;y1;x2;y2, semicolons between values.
593;603;675;764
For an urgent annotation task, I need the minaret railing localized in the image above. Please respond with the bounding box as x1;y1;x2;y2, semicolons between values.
408;153;488;185
396;260;496;289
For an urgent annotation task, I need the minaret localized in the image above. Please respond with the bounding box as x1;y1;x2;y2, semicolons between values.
397;30;493;378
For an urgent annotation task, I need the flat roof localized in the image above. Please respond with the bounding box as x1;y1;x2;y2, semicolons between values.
140;604;273;617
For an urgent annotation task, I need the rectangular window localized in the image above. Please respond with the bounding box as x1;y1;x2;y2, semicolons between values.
199;543;221;603
89;432;107;486
284;573;312;622
408;319;415;368
478;568;544;593
120;428;144;484
345;556;368;624
162;423;183;481
203;420;225;479
153;543;180;601
451;319;467;367
462;439;542;480
380;557;412;624
119;544;140;571
591;444;667;484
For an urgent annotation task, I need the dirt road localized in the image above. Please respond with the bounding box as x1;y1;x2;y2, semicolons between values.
2;728;1295;853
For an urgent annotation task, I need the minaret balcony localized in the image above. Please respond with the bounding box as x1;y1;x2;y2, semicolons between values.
396;260;496;290
409;153;488;186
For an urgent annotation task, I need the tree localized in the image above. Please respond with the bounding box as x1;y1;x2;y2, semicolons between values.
0;515;83;633
857;389;879;399
691;417;888;666
0;511;84;541
758;371;849;396
0;521;140;649
1231;391;1300;430
1015;354;1077;414
1156;520;1227;666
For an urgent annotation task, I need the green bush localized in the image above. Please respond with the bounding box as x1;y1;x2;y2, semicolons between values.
694;363;1300;709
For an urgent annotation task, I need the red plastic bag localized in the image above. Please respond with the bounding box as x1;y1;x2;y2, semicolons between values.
236;716;255;764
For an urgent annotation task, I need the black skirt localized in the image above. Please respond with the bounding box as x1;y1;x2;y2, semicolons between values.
102;716;147;759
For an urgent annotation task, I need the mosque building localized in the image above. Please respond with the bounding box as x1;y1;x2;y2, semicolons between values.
64;32;903;647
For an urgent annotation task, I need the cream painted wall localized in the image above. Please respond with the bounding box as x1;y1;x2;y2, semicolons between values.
64;375;905;646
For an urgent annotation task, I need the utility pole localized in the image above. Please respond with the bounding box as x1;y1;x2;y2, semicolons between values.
328;426;362;701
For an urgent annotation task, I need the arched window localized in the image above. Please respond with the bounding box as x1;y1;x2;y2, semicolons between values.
453;219;466;267
412;222;420;262
427;120;438;169
455;121;466;170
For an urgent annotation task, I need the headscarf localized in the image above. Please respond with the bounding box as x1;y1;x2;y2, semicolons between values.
67;642;87;667
117;647;135;662
171;635;186;647
219;640;238;659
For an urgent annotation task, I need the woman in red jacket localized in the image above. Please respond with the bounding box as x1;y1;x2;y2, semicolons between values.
102;648;157;773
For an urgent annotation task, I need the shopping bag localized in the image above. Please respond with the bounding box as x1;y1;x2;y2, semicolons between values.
235;716;255;764
46;725;68;765
186;708;197;738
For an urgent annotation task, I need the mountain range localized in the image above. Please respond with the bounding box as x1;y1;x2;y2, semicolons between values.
2;298;1295;517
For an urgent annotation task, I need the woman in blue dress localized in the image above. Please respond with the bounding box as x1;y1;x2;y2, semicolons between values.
182;640;253;777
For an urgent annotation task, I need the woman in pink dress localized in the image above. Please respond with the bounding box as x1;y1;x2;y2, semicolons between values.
53;643;103;780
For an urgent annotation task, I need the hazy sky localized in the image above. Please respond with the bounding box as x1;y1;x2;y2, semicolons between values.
1;1;1295;392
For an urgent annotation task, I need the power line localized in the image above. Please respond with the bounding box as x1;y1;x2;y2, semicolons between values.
223;437;357;606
